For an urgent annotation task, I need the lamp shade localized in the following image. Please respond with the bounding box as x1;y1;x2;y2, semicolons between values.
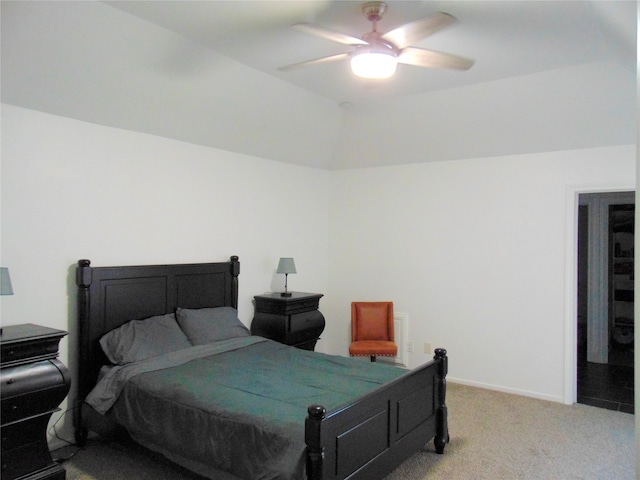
0;268;14;295
276;258;297;275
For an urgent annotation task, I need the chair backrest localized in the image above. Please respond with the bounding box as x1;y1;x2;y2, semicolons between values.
351;302;394;342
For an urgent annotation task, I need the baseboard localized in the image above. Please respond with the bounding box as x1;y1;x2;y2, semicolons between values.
448;377;565;404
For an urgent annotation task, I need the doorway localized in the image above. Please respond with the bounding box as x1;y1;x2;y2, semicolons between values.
576;191;634;413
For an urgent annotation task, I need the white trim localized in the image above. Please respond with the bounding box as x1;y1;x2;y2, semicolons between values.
448;378;564;404
564;186;579;405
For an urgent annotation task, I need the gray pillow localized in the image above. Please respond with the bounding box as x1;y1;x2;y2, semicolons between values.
176;306;250;345
100;313;191;364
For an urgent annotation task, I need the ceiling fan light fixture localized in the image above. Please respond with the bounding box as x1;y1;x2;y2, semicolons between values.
281;5;474;78
350;51;397;79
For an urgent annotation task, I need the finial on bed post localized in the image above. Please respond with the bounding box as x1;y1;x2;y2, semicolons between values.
76;259;92;347
76;259;91;286
305;404;326;480
433;348;449;454
229;256;240;309
76;259;92;325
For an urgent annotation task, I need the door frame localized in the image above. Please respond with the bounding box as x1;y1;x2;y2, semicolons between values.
564;183;635;405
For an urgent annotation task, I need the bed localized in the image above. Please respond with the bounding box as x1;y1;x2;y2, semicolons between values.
74;256;449;480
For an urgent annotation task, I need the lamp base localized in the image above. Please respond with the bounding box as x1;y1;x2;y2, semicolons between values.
280;292;292;297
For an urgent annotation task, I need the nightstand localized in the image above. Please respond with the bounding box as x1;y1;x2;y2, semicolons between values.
1;324;71;480
251;292;325;351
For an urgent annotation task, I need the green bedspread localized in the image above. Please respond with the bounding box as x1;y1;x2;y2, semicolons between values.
94;337;404;480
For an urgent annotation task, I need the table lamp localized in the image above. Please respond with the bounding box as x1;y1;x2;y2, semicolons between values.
0;268;13;295
276;258;296;297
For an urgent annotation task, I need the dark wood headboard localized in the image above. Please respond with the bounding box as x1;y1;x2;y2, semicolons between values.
75;256;240;413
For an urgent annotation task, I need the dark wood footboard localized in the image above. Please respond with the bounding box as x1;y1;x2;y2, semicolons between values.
305;348;448;480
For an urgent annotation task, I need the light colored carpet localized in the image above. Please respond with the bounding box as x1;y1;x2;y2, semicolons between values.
385;384;634;479
55;383;635;479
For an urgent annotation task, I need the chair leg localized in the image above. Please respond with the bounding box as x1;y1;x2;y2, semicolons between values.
370;355;376;362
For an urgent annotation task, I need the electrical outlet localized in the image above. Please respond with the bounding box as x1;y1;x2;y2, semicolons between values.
424;342;432;354
407;341;413;353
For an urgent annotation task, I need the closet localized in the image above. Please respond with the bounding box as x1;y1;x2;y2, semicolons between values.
610;203;634;364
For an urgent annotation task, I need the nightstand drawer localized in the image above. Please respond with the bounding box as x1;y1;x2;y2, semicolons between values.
0;324;67;367
1;413;51;451
1;439;53;479
1;359;69;425
1;339;60;367
1;360;67;399
2;391;66;425
289;311;325;333
254;293;322;315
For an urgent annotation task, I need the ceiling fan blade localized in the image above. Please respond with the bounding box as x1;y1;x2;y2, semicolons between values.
292;23;369;46
278;53;350;72
397;47;474;70
382;12;457;49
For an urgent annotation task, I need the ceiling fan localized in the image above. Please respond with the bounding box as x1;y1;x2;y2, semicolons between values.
279;1;474;79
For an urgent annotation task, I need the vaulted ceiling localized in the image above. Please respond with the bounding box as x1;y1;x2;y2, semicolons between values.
2;1;636;169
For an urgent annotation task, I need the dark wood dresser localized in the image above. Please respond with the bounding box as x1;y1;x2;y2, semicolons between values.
1;324;71;480
251;292;325;351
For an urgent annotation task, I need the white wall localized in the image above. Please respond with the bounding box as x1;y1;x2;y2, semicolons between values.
324;146;636;403
0;104;330;443
1;104;635;446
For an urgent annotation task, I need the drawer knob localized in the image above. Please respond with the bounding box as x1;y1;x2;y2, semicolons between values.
7;378;16;384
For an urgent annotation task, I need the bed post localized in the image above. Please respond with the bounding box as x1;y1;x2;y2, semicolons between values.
75;259;92;447
305;404;326;480
230;255;240;309
433;348;449;454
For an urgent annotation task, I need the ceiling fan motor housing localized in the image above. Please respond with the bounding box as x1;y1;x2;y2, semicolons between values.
359;32;398;56
362;2;388;23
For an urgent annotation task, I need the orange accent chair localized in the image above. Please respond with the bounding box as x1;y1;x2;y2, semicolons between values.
349;301;398;362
